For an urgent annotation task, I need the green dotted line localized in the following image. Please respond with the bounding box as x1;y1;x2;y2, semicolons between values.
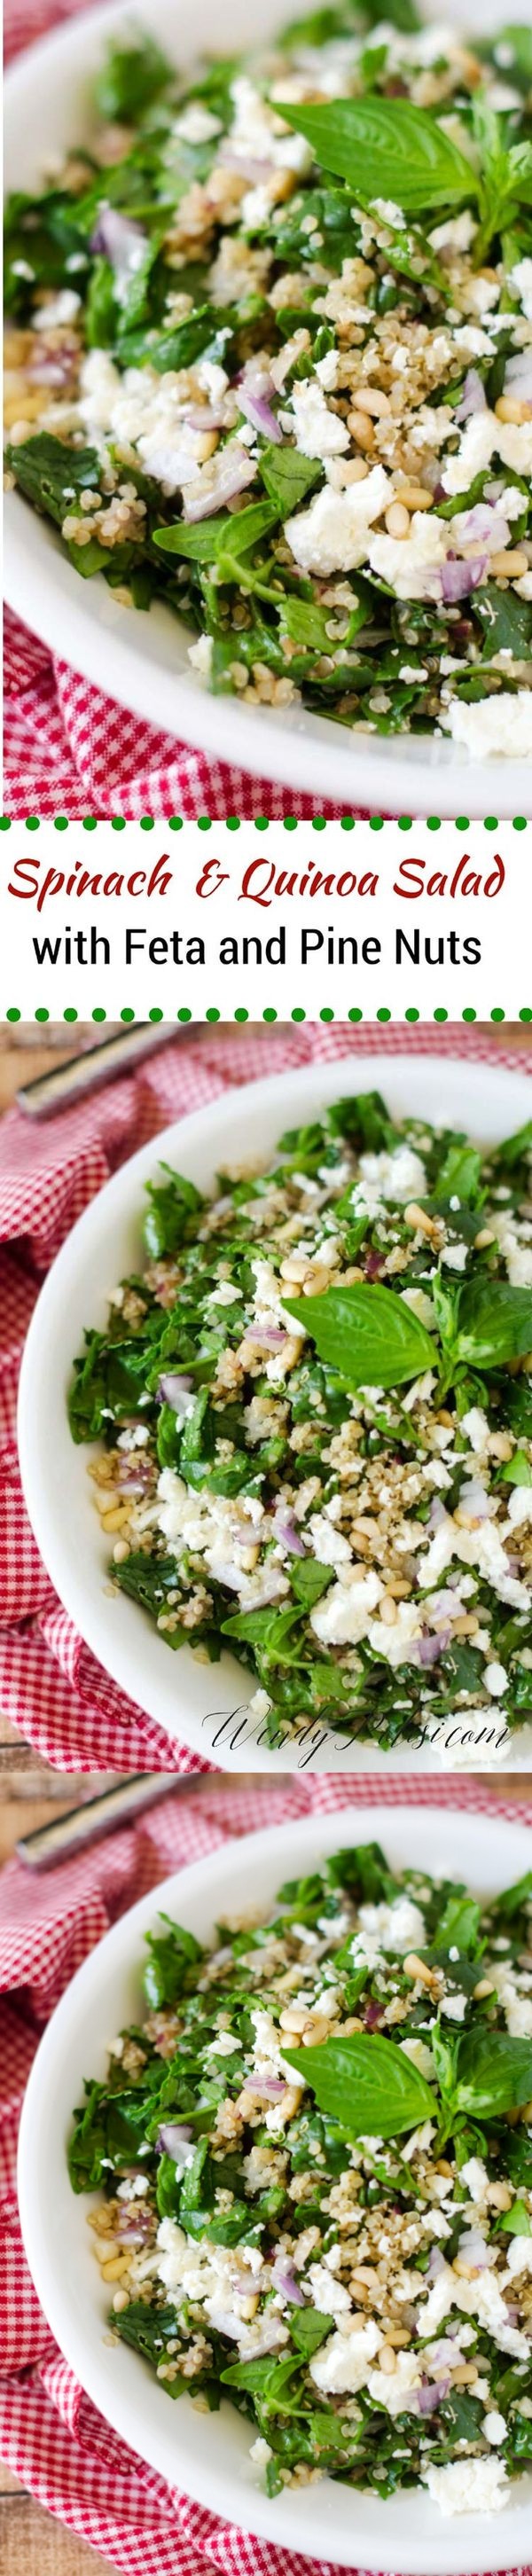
0;815;528;832
4;1006;532;1026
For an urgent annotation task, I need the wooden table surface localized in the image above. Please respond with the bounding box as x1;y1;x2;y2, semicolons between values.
1;1022;531;2573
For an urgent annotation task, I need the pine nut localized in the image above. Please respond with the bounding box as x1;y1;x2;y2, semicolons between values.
450;1613;479;1637
489;2181;512;2210
112;2289;130;2312
403;1953;436;1988
101;2255;131;2281
490;549;528;578
347;410;375;450
395;483;433;510
404;1202;438;1238
473;1977;494;1999
352;386;391;417
495;395;532;426
279;2005;308;2033
379;2345;396;2374
379;1593;398;1624
385;502;411;538
450;2362;478;2386
489;1432;512;1460
474;1228;495;1249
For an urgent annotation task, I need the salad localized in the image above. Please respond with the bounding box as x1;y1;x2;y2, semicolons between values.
69;1837;532;2517
68;1086;532;1759
4;7;532;758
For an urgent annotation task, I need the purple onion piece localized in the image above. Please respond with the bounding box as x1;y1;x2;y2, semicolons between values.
90;204;147;289
418;1628;450;1667
364;1249;386;1280
239;383;283;443
182;447;256;523
254;1324;286;1349
440;553;488;603
157;2123;193;2163
158;1373;193;1413
184;405;231;431
271;2257;305;2306
427;2245;447;2279
418;2376;450;2415
458;503;510;550
253;2076;287;2100
457;2228;490;2270
273;1508;306;1555
455;368;487;423
428;1496;447;1533
364;2000;384;2030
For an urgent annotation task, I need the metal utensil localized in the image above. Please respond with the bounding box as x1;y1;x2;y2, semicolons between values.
16;1772;193;1867
17;1023;182;1117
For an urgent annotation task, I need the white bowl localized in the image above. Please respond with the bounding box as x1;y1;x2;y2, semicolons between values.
4;0;532;820
17;1799;532;2572
17;1047;532;1773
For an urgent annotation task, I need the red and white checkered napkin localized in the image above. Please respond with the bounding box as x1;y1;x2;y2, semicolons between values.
2;1019;529;1778
1;1771;531;2576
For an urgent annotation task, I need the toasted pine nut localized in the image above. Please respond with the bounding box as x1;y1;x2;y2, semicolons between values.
404;1202;438;1238
395;482;433;510
101;2255;130;2281
379;1593;398;1625
489;2181;512;2210
473;1977;494;1999
352;386;391;418
495;395;532;426
379;2345;396;2375
347;409;375;450
112;2289;130;2312
489;1431;512;1460
403;1953;436;1988
385;502;411;538
490;549;528;578
474;1227;495;1248
450;2362;478;2386
450;1613;479;1637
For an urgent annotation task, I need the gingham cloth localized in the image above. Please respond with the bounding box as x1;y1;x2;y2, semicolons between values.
3;1018;531;1777
1;1770;532;2576
4;0;347;819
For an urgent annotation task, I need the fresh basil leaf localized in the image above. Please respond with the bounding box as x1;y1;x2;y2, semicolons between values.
259;444;321;514
290;2309;334;2355
8;433;101;527
284;1281;436;1391
326;1090;395;1149
153;498;278;562
451;1276;532;1372
283;2031;436;2139
500;1450;532;1487
435;1894;481;1955
431;1143;482;1208
500;2198;532;2235
492;1869;532;1920
143;1163;202;1257
450;2024;532;2120
143;1915;202;2008
94;33;170;121
275;96;476;213
290;1559;333;1607
495;1117;532;1169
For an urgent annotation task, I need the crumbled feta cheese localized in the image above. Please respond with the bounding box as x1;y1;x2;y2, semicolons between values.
511;257;532;322
290;379;349;460
484;1661;509;1697
442;693;532;761
442;406;532;495
35;287;81;327
285;466;390;575
424;2456;509;2516
310;1568;382;1645
309;2317;382;2394
483;2408;507;2445
175;103;222;143
370;510;447;599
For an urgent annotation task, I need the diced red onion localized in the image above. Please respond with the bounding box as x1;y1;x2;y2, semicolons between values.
418;1627;450;1666
239;376;282;444
364;1249;386;1280
440;554;488;603
364;2000;384;2030
455;369;487;423
428;1497;447;1532
157;2123;193;2163
158;1373;193;1413
253;2075;287;2099
90;204;147;294
271;2257;305;2305
182;446;257;522
427;2246;447;2280
216;149;274;183
425;1588;459;1625
114;2217;152;2247
418;2376;450;2414
28;341;78;387
254;1323;286;1348
273;1507;306;1555
458;503;510;551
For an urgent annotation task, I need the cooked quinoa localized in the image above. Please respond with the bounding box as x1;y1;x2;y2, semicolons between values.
68;1085;532;1758
69;1838;532;2516
4;10;532;753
